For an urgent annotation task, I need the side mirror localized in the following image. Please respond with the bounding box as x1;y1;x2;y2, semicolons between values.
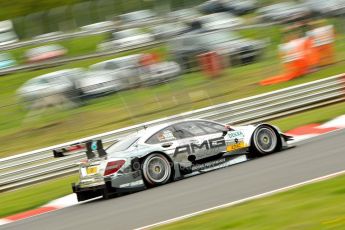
222;125;233;136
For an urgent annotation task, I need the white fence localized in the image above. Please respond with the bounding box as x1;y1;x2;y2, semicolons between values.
0;73;344;192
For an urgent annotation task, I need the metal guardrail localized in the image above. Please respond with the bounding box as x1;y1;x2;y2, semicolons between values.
1;73;344;192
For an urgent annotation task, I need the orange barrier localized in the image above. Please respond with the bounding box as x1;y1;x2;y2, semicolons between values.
198;52;222;78
261;24;336;86
305;36;320;70
317;43;335;66
260;38;309;86
307;25;335;67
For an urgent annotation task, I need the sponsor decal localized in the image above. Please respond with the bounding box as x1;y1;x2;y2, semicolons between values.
227;131;244;139
191;158;226;171
91;141;98;151
174;137;225;157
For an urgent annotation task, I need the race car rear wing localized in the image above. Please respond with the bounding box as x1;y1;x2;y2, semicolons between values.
53;140;106;159
85;140;106;159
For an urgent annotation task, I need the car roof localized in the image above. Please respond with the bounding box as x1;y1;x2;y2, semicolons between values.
136;119;223;142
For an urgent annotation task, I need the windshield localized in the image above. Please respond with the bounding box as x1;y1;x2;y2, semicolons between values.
107;134;139;153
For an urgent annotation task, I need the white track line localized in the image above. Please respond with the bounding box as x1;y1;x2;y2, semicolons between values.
136;169;345;230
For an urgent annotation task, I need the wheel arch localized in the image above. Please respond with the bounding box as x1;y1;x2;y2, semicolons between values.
249;123;283;152
138;151;176;180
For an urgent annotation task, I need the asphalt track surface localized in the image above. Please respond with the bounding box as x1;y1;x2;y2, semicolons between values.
2;129;345;230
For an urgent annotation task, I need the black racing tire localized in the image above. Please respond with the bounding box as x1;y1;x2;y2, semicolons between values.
102;188;111;200
102;182;117;200
142;153;172;188
248;125;279;158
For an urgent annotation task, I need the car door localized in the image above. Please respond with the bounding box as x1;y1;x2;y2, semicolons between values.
195;120;227;156
145;125;182;160
173;121;213;161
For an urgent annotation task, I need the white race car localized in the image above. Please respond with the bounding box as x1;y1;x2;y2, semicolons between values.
54;119;293;201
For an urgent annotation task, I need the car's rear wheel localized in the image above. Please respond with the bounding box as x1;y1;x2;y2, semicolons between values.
249;125;279;158
142;153;172;188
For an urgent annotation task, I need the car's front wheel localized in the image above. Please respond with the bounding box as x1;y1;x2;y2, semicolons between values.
142;153;172;188
249;125;279;158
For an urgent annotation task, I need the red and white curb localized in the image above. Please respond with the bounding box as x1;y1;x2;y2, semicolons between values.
1;115;345;226
0;194;79;225
286;115;345;142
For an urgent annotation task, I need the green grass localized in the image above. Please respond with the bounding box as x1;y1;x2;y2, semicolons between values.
2;100;345;218
0;175;77;218
271;101;345;132
0;22;344;157
157;175;345;230
0;24;344;157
